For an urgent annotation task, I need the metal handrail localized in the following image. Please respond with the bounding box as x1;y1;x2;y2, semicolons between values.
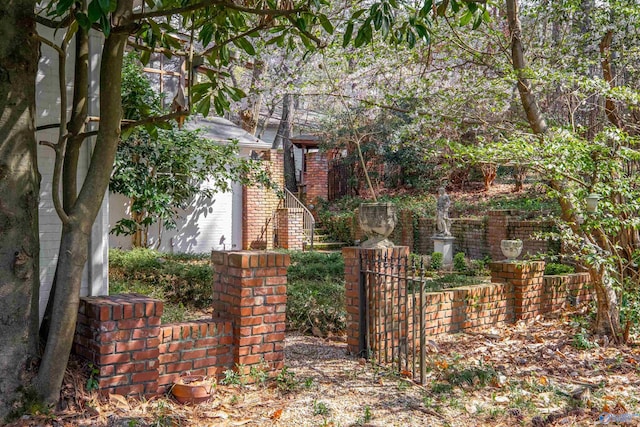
280;187;315;250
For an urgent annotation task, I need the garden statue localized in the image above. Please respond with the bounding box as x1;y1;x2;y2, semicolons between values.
436;187;452;236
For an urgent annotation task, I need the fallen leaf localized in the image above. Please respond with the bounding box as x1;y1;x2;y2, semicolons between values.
271;408;283;420
538;376;548;386
400;370;412;378
494;395;510;403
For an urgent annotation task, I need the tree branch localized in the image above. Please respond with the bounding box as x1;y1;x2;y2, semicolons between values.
132;0;305;20
201;24;267;56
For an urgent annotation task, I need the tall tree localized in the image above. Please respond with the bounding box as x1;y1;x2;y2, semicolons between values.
0;0;40;419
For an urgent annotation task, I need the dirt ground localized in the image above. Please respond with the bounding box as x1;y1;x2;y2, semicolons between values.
6;310;640;427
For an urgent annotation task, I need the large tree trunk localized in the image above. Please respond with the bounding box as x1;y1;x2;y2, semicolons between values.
0;0;40;418
35;0;132;404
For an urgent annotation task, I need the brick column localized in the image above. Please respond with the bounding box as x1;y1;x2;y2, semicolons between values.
399;210;414;252
211;251;289;376
276;208;304;250
304;151;328;204
74;294;163;397
490;261;545;320
343;246;410;357
487;210;511;261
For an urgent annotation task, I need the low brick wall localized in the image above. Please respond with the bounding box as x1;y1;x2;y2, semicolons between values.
73;250;289;398
344;246;593;356
157;319;234;394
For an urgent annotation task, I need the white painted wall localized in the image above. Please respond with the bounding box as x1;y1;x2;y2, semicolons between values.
36;27;109;322
108;180;238;254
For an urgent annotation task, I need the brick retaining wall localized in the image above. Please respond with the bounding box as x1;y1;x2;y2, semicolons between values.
344;246;593;356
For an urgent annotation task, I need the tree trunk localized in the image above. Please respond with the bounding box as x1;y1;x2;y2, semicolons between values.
591;268;621;339
273;93;297;192
35;0;132;404
0;0;40;418
506;0;623;341
40;27;90;346
239;60;264;135
506;0;547;134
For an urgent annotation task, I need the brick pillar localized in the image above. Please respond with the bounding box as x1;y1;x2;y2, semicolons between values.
74;294;163;397
490;261;545;321
343;246;410;357
304;151;328;204
276;208;304;250
211;251;289;376
487;210;511;261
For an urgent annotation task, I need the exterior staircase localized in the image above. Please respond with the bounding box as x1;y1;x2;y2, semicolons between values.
307;226;348;251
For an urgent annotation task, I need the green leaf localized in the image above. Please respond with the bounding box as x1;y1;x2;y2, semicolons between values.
63;19;79;45
100;14;111;37
196;96;211;117
109;0;117;12
233;38;256;56
343;22;354;47
319;14;334;34
459;10;473;26
420;0;433;16
87;0;103;22
436;0;448;16
98;0;110;12
472;12;483;29
140;49;151;65
56;0;74;16
75;12;90;30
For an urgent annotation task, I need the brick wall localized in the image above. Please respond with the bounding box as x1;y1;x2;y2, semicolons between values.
304;151;329;204
276;208;304;250
211;251;289;376
344;247;593;358
243;149;284;250
74;294;163;397
403;211;554;259
73;250;289;397
157;319;233;394
542;272;592;313
490;261;545;320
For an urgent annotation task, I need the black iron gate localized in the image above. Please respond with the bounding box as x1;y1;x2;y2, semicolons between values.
359;251;428;384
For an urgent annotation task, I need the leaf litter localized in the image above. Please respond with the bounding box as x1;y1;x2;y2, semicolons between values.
6;308;640;426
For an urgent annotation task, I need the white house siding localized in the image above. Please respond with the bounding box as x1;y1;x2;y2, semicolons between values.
36;27;109;322
108;180;237;254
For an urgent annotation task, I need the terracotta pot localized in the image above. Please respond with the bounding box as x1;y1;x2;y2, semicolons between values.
171;376;214;404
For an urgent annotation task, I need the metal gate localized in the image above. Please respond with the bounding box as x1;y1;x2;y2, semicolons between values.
359;251;428;384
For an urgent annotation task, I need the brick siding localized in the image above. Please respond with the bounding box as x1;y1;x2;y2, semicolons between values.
243;150;284;250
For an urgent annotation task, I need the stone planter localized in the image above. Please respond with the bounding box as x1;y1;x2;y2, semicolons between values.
500;239;523;261
358;202;397;248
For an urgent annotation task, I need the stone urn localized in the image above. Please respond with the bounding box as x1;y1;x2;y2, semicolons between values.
358;202;397;248
500;239;523;261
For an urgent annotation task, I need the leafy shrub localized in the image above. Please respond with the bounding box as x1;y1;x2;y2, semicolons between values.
430;252;443;270
317;210;355;244
287;251;344;281
286;251;346;334
453;252;467;272
544;263;575;275
109;248;212;322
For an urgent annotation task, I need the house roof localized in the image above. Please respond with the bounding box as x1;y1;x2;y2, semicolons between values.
186;116;272;150
290;134;322;149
